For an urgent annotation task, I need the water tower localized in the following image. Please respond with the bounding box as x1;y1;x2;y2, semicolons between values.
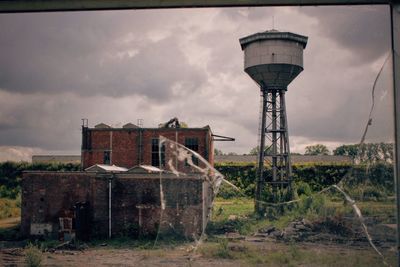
239;30;308;214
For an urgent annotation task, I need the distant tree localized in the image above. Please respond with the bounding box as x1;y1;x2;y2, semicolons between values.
333;143;393;164
333;144;359;158
180;121;189;128
227;152;238;156
214;149;224;156
249;146;259;155
304;144;330;155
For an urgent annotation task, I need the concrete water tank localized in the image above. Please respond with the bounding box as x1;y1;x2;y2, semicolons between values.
239;30;308;89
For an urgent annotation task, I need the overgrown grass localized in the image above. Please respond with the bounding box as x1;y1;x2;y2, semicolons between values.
199;241;396;266
209;195;396;235
208;197;267;235
25;243;43;267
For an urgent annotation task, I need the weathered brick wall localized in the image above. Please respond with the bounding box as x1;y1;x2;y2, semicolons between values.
111;177;204;237
82;128;213;170
21;172;108;237
22;172;207;239
111;131;137;168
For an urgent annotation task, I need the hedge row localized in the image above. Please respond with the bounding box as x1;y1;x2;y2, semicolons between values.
215;162;394;198
0;161;80;198
0;161;394;199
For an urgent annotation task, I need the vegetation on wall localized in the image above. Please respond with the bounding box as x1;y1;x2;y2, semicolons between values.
0;161;80;199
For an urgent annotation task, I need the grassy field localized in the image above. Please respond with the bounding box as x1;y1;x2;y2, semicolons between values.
0;196;396;266
209;196;396;234
198;240;396;267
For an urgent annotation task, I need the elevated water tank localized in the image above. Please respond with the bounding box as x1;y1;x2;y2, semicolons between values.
239;30;308;89
239;30;308;215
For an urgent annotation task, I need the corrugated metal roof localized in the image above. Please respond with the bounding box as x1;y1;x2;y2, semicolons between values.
85;164;128;172
94;123;111;129
123;123;139;129
128;165;163;173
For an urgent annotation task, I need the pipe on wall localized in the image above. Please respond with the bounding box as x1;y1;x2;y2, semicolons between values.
108;174;113;238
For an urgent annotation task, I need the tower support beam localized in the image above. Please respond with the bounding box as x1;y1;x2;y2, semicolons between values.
255;87;292;215
255;89;268;214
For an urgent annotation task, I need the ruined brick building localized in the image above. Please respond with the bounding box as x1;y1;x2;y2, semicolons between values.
22;119;220;240
81;121;214;170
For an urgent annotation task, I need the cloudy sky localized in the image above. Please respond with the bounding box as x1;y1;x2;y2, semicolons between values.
0;5;394;161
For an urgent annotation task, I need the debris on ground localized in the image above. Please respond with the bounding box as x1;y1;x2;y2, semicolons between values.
225;232;245;240
45;240;88;253
251;216;393;248
253;217;361;244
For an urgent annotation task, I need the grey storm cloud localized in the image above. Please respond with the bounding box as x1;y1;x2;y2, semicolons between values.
299;6;391;65
200;6;392;145
0;6;395;159
0;11;205;100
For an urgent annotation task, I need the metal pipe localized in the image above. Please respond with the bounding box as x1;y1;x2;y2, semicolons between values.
108;175;112;238
138;129;143;165
109;131;113;165
81;125;84;171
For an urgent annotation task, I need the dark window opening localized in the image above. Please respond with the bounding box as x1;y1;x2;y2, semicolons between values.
104;151;110;165
151;138;165;167
185;138;199;166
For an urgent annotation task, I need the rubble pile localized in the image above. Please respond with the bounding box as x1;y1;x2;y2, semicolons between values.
254;218;361;243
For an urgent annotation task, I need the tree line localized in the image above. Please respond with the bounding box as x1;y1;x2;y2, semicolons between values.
215;142;394;164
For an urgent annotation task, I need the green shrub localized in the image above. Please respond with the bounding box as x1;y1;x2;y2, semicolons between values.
294;181;312;197
347;184;388;201
217;183;241;199
215;162;394;198
297;194;327;217
363;185;387;200
25;243;42;267
214;238;231;259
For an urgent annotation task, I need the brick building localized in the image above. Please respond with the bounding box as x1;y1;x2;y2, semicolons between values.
21;167;211;240
22;120;219;240
81;122;214;171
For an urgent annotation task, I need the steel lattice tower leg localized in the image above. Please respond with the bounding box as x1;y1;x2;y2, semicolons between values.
255;87;292;215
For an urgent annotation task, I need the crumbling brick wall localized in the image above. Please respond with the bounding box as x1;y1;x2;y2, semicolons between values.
22;171;208;240
112;176;204;237
81;128;213;170
21;172;108;238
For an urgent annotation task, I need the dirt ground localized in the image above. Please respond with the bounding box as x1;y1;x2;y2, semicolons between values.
0;214;396;267
4;245;234;267
1;238;396;267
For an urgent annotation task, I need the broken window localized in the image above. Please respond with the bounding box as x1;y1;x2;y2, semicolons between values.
185;137;199;166
103;151;110;165
151;138;165;167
